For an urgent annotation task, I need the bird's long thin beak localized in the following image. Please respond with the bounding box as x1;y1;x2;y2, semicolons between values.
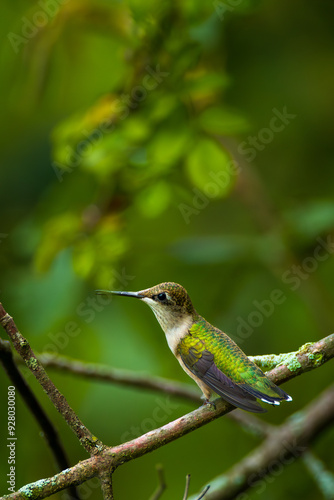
95;290;144;299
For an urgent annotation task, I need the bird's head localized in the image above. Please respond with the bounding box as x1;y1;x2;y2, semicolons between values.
96;282;196;335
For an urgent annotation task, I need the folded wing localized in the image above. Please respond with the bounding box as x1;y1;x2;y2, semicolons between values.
180;346;267;413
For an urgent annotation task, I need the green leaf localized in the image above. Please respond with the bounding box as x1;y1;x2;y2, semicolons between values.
284;200;334;241
135;181;171;218
148;126;192;168
185;137;237;198
147;94;178;123
122;116;151;142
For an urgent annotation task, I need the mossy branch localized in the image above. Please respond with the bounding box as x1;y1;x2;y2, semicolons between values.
249;336;334;374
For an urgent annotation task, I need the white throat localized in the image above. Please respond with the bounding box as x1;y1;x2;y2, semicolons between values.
142;297;192;354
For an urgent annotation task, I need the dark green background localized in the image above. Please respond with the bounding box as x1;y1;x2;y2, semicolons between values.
1;1;334;499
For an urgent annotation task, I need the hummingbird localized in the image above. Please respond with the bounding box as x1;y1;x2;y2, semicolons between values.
96;282;292;413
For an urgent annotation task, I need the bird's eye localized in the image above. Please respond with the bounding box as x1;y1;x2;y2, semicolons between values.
157;292;167;302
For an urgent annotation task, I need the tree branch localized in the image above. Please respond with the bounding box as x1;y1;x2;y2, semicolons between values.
1;300;333;500
251;333;334;387
28;352;200;404
0;302;104;455
249;335;334;376
4;381;334;499
99;470;114;500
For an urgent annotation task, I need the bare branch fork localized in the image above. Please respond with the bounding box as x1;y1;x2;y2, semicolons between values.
1;301;333;500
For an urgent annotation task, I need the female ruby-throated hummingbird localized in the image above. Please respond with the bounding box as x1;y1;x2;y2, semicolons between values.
96;282;292;413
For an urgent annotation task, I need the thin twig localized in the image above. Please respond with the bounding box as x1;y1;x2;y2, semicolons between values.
0;303;104;455
149;464;166;500
196;486;210;500
303;450;334;500
182;474;191;500
0;339;80;500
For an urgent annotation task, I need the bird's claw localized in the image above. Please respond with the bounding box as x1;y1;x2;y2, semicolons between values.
202;399;216;410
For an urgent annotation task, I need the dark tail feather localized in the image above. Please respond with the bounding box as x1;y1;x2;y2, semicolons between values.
214;389;268;413
240;384;292;405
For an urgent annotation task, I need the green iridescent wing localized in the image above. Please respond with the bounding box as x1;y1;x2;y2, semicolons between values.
178;330;266;413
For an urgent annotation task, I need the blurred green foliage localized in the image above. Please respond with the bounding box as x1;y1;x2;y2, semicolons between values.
1;1;334;499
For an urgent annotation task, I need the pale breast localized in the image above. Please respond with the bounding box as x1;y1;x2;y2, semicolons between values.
165;317;192;355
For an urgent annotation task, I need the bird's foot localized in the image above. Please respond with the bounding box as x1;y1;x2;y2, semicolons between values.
201;399;216;410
